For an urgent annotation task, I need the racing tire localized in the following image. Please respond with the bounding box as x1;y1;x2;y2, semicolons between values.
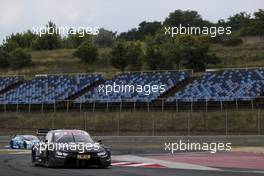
45;152;54;168
31;151;37;166
98;163;110;169
23;141;27;149
10;141;14;149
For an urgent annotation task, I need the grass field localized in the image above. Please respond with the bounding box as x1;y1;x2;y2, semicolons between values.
210;43;264;69
0;43;263;78
0;109;262;136
232;146;264;153
0;48;117;78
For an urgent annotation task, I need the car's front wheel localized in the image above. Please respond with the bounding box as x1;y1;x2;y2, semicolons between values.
98;161;111;169
45;152;54;168
98;164;110;168
31;151;37;166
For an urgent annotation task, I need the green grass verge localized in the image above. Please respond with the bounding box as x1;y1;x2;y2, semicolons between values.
0;110;263;136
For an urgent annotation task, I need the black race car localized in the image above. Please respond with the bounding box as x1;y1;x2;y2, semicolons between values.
31;129;111;168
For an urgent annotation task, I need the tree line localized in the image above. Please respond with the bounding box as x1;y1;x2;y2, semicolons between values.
0;9;263;71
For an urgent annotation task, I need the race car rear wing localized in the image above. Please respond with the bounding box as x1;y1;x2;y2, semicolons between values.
36;129;55;136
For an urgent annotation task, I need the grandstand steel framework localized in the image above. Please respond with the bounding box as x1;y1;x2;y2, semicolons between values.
0;97;262;113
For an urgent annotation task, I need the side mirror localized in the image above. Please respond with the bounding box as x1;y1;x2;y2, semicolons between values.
44;139;48;143
97;140;102;144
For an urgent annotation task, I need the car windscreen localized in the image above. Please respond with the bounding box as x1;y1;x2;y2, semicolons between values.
54;131;94;143
54;134;74;143
23;135;38;141
73;134;93;143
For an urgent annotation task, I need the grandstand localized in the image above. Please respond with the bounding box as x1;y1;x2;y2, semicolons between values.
0;76;24;94
167;68;264;102
0;74;102;105
1;69;264;136
75;71;191;103
0;68;264;112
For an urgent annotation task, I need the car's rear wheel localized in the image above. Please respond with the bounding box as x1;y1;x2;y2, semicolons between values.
10;141;14;149
23;141;27;149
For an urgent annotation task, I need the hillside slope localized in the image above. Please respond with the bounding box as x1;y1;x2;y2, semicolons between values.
210;43;264;69
0;43;263;78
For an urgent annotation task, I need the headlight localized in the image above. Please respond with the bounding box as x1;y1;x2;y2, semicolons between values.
97;151;107;156
56;151;69;156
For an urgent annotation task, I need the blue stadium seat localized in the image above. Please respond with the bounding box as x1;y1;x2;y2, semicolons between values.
75;71;191;103
167;69;264;102
0;76;24;92
0;74;102;104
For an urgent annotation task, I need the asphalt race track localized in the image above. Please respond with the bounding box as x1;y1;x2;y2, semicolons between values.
0;153;263;176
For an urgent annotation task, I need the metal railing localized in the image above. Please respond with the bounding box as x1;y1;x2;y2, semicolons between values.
0;98;261;113
0;98;263;136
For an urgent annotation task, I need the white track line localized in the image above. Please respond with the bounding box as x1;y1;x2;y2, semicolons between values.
112;162;162;167
125;163;155;167
111;162;133;166
112;155;219;171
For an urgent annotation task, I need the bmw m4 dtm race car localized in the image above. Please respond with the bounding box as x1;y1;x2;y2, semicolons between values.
31;129;111;168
